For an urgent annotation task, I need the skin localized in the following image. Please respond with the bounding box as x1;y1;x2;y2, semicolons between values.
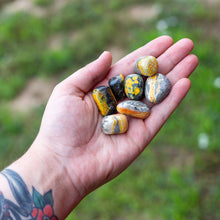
0;36;199;219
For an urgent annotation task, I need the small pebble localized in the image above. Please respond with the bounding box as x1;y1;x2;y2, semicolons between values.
117;100;150;119
145;73;171;104
108;74;126;101
135;56;158;76
124;74;144;100
92;86;117;116
102;114;128;134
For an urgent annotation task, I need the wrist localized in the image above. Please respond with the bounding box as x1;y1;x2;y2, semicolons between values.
6;139;83;219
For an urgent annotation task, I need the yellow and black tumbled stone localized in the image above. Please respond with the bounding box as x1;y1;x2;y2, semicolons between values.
124;74;144;100
117;100;150;119
92;86;117;116
108;74;126;101
102;114;128;134
145;73;171;104
135;56;158;77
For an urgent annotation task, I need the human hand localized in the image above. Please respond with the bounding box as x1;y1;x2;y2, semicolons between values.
31;36;198;217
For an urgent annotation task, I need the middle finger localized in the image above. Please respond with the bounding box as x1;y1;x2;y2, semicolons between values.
157;38;194;74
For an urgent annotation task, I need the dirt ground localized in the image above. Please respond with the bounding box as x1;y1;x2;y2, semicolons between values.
10;78;57;112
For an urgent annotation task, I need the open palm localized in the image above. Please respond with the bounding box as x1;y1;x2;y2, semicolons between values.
35;36;198;196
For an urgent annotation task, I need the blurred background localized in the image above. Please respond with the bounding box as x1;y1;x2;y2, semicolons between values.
0;0;219;219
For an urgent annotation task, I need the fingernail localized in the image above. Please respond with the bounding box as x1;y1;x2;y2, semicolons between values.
99;51;109;58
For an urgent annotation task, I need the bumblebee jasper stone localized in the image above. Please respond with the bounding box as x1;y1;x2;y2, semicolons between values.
124;74;144;100
135;56;158;76
102;114;128;134
145;73;171;104
92;86;117;116
108;74;126;101
117;100;150;119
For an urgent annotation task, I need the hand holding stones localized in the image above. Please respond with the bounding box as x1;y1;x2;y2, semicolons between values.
35;37;198;210
93;55;172;135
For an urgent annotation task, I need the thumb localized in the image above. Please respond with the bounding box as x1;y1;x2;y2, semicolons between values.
61;51;112;95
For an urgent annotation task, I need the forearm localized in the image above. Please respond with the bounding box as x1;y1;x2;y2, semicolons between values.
0;140;83;220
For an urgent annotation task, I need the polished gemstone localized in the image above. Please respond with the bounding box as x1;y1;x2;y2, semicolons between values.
145;73;171;104
117;100;150;119
124;74;144;100
102;114;128;134
135;56;158;76
108;74;126;101
92;86;117;116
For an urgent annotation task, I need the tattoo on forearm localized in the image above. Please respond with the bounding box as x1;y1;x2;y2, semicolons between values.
0;169;58;220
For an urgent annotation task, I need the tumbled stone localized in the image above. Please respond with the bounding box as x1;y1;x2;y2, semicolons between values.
135;56;158;77
108;74;126;101
145;73;171;104
124;74;144;100
117;100;150;119
92;86;117;116
102;114;128;134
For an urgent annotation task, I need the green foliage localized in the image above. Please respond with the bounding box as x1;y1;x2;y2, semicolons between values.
34;0;54;7
0;106;43;170
50;1;102;32
41;48;73;74
0;108;23;135
71;149;202;219
0;107;24;168
0;12;47;48
0;12;47;100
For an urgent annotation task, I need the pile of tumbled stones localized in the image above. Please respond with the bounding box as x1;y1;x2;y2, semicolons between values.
92;56;172;135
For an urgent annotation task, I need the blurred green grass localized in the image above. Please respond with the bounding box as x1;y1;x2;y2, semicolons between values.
0;0;219;219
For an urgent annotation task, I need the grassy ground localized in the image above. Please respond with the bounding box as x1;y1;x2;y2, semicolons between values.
0;0;219;219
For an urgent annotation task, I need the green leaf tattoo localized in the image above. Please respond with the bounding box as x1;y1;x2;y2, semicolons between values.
0;169;58;220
